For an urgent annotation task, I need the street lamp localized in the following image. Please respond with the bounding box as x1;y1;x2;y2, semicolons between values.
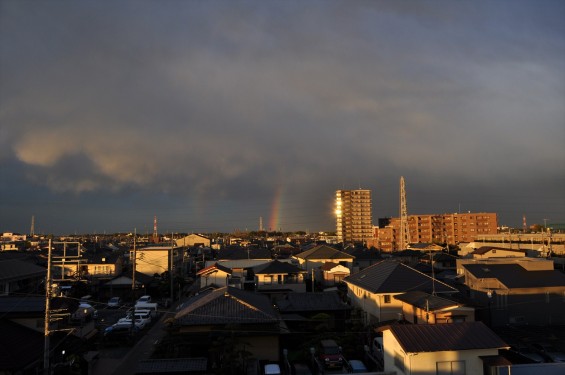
487;290;493;327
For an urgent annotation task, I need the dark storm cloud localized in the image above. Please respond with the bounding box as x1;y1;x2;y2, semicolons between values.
1;0;564;233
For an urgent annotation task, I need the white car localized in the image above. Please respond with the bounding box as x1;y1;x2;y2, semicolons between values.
115;318;146;330
107;297;121;308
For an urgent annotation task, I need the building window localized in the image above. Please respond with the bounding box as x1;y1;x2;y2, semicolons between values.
436;360;465;375
384;295;391;304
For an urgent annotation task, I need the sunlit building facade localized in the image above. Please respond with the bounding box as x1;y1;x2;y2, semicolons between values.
335;189;373;244
374;212;498;251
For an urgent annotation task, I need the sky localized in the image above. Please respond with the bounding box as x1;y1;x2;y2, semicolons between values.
1;0;564;235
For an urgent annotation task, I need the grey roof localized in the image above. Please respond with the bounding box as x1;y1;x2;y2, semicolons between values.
384;322;508;353
471;246;525;255
344;260;457;294
394;291;462;311
0;296;45;314
463;263;565;288
136;358;208;374
216;247;272;260
0;259;46;281
253;260;305;275
276;292;350;312
294;245;354;260
174;286;280;326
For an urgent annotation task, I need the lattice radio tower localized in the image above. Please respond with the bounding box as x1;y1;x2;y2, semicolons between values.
399;176;410;250
153;215;158;242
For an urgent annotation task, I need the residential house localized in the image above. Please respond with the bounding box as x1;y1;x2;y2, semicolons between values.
99;271;154;302
252;260;307;296
275;292;350;332
81;250;124;279
459;258;565;326
344;246;383;272
0;296;83;374
467;246;527;259
196;263;235;289
394;291;475;324
320;262;350;287
208;246;274;286
169;287;285;365
0;259;46;296
175;234;211;248
293;245;354;273
379;322;509;375
344;260;457;324
133;246;183;278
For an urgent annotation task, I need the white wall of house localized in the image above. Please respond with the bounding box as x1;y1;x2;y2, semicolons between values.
383;330;500;375
346;283;403;323
199;270;230;288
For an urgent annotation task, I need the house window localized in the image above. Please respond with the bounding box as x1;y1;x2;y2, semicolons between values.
384;295;391;304
264;275;273;284
436;360;465;375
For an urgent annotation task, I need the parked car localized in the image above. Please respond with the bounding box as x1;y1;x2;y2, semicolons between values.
264;364;281;375
508;344;545;363
116;318;146;330
107;297;122;308
291;363;312;375
347;360;368;373
103;324;138;344
318;339;344;369
532;343;565;363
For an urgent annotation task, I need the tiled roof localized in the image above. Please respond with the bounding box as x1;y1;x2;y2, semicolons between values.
253;260;305;275
136;358;208;374
394;291;462;311
174;287;280;326
383;322;508;353
346;247;383;261
463;263;565;288
344;260;457;294
276;292;350;312
294;245;354;260
0;259;46;281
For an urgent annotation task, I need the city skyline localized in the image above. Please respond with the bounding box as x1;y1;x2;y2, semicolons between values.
1;1;564;234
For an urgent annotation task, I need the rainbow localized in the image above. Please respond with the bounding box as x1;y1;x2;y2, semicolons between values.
269;186;283;232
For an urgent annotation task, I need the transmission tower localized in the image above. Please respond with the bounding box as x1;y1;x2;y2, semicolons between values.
153;215;158;242
399;176;410;250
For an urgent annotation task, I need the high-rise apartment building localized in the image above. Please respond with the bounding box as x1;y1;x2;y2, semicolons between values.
374;212;498;251
335;189;373;244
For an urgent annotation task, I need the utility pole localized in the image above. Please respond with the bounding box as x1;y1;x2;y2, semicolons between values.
43;239;53;374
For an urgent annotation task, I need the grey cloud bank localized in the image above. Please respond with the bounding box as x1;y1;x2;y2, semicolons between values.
1;0;564;234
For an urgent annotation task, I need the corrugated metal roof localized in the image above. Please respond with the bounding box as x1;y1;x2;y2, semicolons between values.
386;322;508;353
344;260;456;294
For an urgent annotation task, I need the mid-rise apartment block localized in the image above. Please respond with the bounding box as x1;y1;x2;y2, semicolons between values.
374;212;498;251
335;189;373;244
